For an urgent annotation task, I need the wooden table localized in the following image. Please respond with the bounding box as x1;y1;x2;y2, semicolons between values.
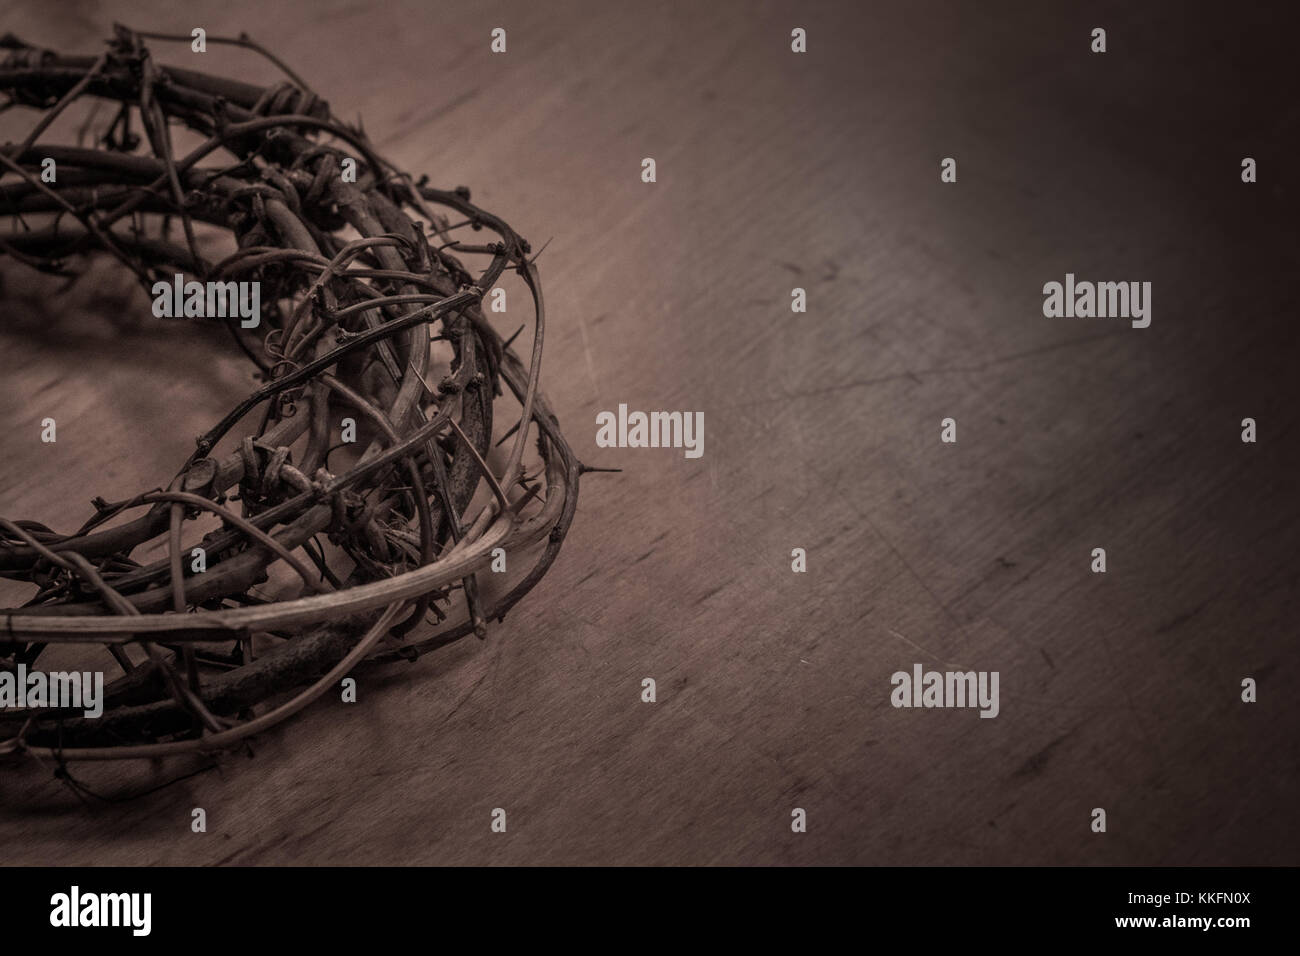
1;0;1295;865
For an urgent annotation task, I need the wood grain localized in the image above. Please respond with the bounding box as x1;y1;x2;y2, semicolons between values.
1;0;1295;865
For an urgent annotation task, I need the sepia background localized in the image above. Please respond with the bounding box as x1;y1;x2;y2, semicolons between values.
1;0;1296;864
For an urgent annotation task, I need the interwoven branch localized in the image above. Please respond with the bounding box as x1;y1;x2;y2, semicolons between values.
0;27;581;764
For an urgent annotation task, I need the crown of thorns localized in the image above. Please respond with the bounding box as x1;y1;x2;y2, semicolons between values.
0;27;581;767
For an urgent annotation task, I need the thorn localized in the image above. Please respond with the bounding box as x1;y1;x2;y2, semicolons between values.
408;361;436;396
502;324;526;350
578;462;622;475
494;419;521;448
526;236;553;265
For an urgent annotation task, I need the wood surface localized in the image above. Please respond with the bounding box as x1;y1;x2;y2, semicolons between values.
1;0;1296;865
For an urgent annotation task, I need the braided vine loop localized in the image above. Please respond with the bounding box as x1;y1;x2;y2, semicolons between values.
0;27;580;763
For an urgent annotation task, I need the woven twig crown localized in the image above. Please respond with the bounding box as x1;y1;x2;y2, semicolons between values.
0;26;580;765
